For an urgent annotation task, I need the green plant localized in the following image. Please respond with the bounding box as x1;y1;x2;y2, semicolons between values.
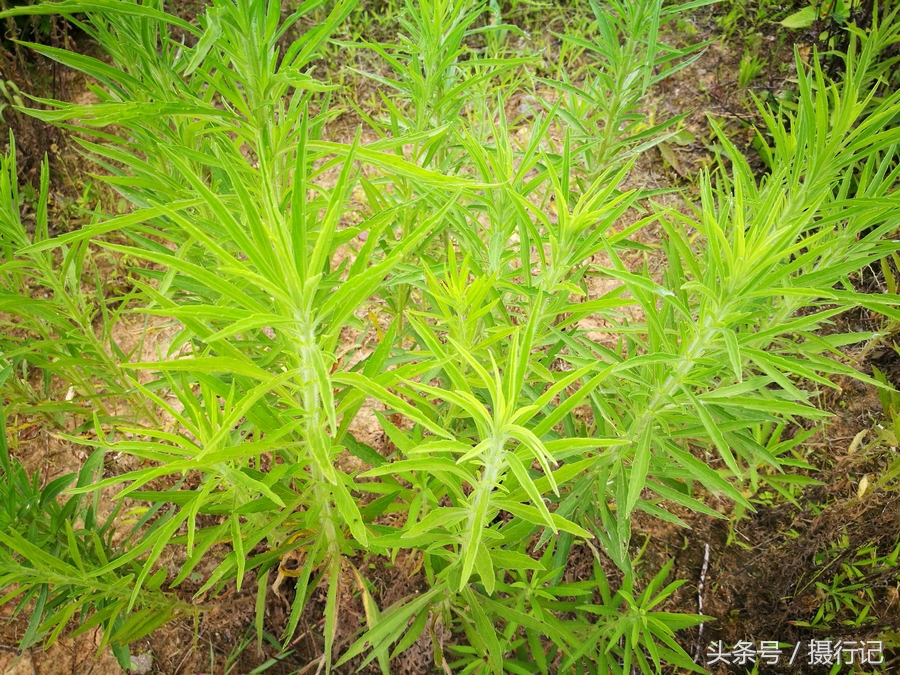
219;627;295;674
738;48;765;87
2;0;900;673
0;375;190;670
781;0;900;93
0;135;152;426
803;540;897;630
869;361;900;493
716;0;789;37
539;0;712;177
723;423;822;548
782;0;854;29
0;78;25;121
338;0;530;162
0;0;53;50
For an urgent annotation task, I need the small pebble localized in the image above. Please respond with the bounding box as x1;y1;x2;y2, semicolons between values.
130;652;153;674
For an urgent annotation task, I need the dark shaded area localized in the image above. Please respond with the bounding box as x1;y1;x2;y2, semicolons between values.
0;0;69;178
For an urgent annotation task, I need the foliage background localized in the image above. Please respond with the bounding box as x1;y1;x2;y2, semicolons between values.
1;0;899;674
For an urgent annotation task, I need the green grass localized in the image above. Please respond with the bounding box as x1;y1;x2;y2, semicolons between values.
1;0;900;673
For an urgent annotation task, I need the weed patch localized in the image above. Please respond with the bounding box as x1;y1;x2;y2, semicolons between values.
2;0;900;673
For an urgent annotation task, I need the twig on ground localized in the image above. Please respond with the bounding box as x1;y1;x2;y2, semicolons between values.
693;542;711;663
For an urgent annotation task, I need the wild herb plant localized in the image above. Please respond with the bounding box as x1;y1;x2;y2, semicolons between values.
0;136;153;425
0;79;25;123
1;0;480;670
540;0;712;177
338;0;530;144
329;0;535;335
737;48;764;87
0;379;189;670
344;15;900;669
337;35;900;667
1;0;900;673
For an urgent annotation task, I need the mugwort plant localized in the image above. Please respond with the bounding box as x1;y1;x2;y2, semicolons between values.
1;0;900;672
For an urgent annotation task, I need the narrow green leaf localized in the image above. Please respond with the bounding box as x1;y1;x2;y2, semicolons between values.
626;427;653;517
332;373;452;439
332;475;369;546
505;453;556;531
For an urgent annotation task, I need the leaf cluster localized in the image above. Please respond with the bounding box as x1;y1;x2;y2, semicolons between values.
0;0;899;673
